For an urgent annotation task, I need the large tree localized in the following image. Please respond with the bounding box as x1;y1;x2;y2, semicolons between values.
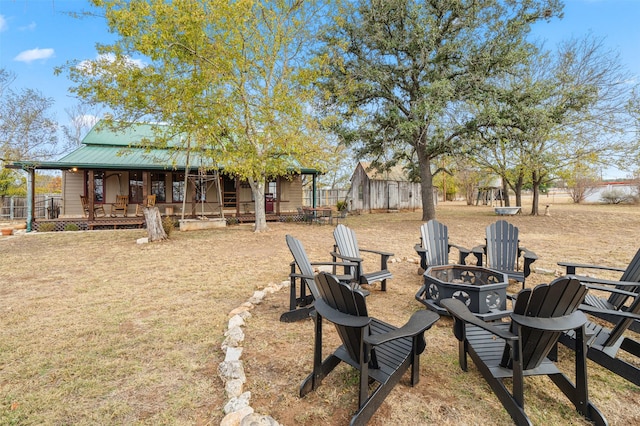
472;36;635;214
60;0;330;232
315;0;561;221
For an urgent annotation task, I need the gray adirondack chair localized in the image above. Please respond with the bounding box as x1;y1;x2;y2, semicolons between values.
472;220;537;289
558;247;640;333
413;219;473;274
332;224;393;291
281;234;367;322
441;277;607;426
300;272;439;426
558;290;640;386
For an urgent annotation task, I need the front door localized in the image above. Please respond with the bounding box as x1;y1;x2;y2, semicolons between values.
223;177;236;208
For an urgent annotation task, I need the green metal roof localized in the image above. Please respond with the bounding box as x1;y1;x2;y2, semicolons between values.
7;121;319;174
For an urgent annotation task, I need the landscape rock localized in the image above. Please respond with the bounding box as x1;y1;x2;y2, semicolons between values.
223;391;252;414
225;378;245;398
218;360;246;383
240;413;282;426
220;406;254;426
228;315;245;330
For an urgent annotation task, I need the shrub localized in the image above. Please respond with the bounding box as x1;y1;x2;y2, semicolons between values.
64;223;80;231
38;223;56;232
161;216;175;237
600;189;634;204
336;200;348;211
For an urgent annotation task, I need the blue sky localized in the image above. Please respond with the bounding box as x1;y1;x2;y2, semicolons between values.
1;0;639;177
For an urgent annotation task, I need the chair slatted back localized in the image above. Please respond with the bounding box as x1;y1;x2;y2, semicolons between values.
285;235;320;300
608;248;640;309
604;292;640;347
80;195;92;216
504;277;587;370
315;272;369;363
114;195;128;208
486;220;519;272
420;220;449;267
334;224;361;260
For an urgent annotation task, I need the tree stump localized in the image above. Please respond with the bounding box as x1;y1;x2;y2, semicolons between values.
144;206;167;242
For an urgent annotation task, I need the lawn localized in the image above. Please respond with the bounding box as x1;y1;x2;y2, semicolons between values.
1;199;639;425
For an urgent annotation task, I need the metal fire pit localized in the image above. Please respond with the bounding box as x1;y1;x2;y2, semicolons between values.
416;264;509;320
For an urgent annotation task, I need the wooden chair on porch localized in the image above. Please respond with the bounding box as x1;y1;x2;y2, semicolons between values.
110;195;129;217
136;194;156;217
80;195;106;218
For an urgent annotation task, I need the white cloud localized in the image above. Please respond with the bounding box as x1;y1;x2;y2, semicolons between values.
19;21;36;31
77;53;146;74
0;15;7;32
14;48;55;63
74;114;100;128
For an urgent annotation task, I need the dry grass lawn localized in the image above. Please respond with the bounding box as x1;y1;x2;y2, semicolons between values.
1;199;640;425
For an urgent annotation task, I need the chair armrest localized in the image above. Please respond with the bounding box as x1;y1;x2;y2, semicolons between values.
330;251;363;263
557;261;626;275
310;261;358;269
289;272;315;281
440;298;517;341
360;247;394;258
313;299;372;328
364;310;439;346
519;246;538;261
511;311;587;332
579;304;640;321
584;284;638;297
577;276;640;288
450;244;471;255
470;246;485;266
414;244;426;255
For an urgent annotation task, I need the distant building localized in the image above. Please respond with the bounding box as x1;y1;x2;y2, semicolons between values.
347;162;424;212
584;181;638;203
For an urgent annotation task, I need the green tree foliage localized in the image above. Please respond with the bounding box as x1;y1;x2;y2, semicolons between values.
472;36;635;214
315;0;561;220
59;0;330;231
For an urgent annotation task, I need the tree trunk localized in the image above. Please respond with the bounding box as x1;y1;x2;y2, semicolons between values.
530;170;540;216
144;206;167;241
502;180;510;207
420;156;436;221
514;175;524;208
250;179;268;232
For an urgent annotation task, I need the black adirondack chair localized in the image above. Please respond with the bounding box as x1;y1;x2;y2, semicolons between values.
332;224;393;291
413;219;473;274
281;235;367;323
300;272;439;426
558;248;640;333
472;220;538;290
441;277;607;426
558;290;640;386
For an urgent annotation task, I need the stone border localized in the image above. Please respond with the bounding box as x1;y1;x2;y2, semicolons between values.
218;281;288;426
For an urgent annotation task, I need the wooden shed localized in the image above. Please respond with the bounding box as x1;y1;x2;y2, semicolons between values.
347;162;423;212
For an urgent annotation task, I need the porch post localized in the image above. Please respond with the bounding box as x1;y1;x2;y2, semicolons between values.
276;178;281;214
312;173;317;208
142;172;149;199
88;170;95;221
25;167;35;232
235;177;240;216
